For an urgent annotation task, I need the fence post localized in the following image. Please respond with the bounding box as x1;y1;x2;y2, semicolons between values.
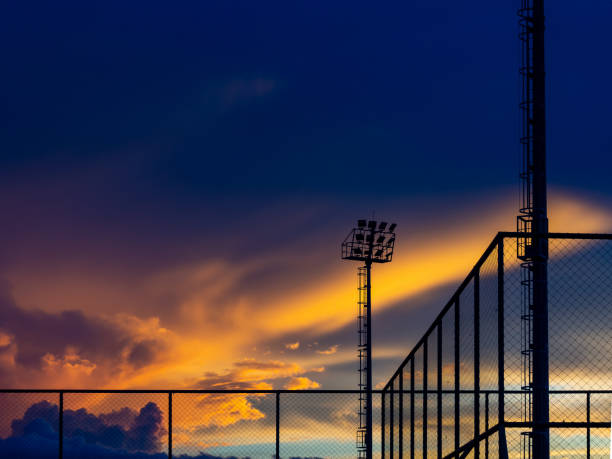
586;392;590;459
454;299;460;459
382;388;386;459
399;369;404;459
423;340;428;458
168;392;172;459
391;382;394;459
59;391;63;459
497;237;505;454
437;323;442;459
276;392;280;459
410;358;415;459
474;271;480;459
485;392;489;459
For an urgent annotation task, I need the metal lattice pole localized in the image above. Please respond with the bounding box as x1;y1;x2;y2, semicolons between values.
517;1;549;457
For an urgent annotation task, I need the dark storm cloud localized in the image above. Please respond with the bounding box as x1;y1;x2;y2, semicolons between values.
9;400;164;453
1;400;254;458
0;290;128;368
0;285;170;386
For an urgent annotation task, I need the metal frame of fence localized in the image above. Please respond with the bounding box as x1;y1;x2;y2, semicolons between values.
2;232;611;458
0;388;384;459
381;232;612;458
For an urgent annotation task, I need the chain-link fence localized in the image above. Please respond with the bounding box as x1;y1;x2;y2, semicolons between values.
1;233;610;458
0;389;384;459
382;233;612;458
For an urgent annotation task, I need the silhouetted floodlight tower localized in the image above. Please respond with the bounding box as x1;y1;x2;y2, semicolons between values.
517;1;549;457
342;220;397;459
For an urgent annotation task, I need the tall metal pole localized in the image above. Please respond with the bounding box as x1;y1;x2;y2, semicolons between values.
365;258;373;459
531;1;549;457
342;219;396;459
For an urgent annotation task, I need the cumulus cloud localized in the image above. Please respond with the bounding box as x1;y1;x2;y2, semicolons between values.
285;341;300;350
0;287;173;388
8;400;165;453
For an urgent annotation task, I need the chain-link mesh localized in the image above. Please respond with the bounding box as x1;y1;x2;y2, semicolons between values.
0;392;59;458
382;234;612;458
1;235;610;458
0;390;383;458
173;392;275;458
280;392;361;459
63;392;169;458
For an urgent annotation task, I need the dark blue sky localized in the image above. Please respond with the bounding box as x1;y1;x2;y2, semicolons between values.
2;0;610;203
0;1;611;392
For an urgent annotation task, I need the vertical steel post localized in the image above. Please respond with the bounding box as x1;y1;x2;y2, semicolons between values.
366;260;373;459
382;389;386;459
59;391;63;459
391;383;395;459
497;238;506;453
423;340;428;457
531;1;549;457
454;299;460;458
586;392;591;459
168;392;172;459
437;323;443;459
485;393;490;459
399;370;404;459
276;392;280;459
410;358;415;459
474;272;481;459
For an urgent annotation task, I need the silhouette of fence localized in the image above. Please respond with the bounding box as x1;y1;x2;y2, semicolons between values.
381;232;612;458
0;389;386;459
2;233;611;458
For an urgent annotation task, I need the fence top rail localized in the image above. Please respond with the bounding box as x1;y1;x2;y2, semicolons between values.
0;389;382;394
499;232;612;240
2;388;610;395
382;231;612;390
378;389;612;394
382;233;500;389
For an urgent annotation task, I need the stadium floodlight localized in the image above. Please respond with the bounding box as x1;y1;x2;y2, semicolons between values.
341;219;397;459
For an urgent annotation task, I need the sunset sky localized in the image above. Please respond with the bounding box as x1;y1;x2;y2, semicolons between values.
1;0;611;397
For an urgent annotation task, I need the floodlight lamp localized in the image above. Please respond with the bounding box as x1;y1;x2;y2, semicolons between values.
375;249;383;257
368;220;377;229
388;223;397;232
353;247;362;255
356;233;364;241
376;235;385;244
366;235;373;243
358;219;367;228
387;237;395;245
378;222;387;230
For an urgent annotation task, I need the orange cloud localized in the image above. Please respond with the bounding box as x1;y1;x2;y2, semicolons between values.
3;189;611;390
192;358;322;390
284;376;321;390
316;345;339;355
